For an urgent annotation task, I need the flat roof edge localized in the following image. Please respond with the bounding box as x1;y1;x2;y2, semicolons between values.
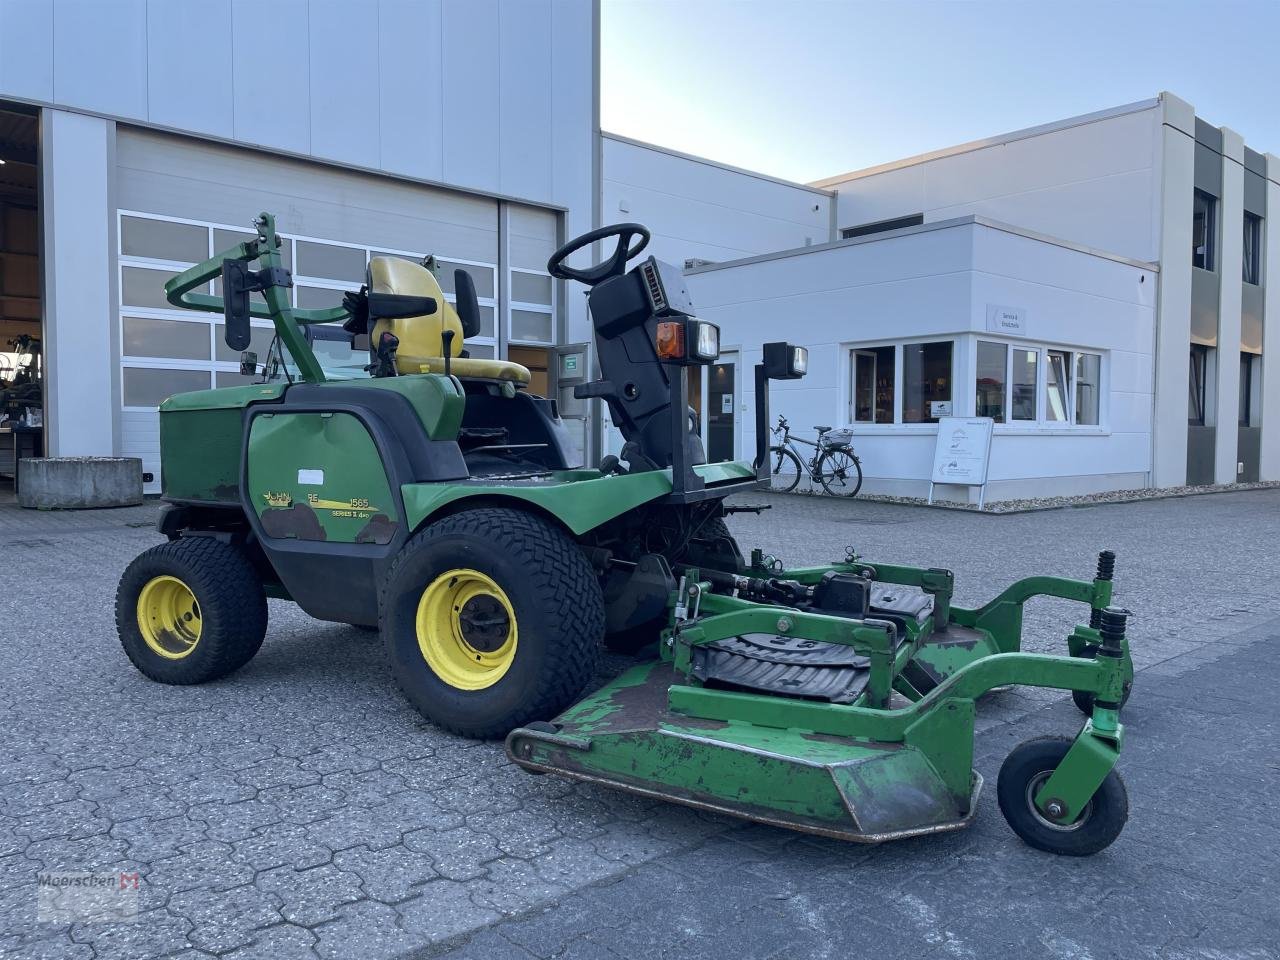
601;131;836;198
683;214;1160;276
809;97;1163;188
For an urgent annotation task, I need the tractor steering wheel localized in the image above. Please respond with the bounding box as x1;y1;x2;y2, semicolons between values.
547;223;650;286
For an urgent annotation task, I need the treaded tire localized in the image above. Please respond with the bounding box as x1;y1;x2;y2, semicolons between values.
116;537;268;684
997;736;1128;856
1071;644;1133;715
380;507;603;739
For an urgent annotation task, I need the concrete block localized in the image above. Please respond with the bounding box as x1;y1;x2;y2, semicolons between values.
17;457;144;510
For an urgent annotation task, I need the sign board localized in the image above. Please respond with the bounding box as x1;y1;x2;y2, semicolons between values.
929;400;953;417
560;352;582;376
929;417;995;507
721;393;733;414
986;303;1027;336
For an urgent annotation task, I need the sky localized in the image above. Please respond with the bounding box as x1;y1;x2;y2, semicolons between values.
600;0;1280;185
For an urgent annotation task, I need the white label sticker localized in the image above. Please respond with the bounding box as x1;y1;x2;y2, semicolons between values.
297;469;324;485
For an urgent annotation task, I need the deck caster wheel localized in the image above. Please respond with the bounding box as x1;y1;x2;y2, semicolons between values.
116;537;268;684
997;736;1128;856
1071;644;1132;715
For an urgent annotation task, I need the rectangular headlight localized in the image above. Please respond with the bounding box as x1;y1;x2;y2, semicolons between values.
692;320;720;362
790;346;808;376
762;341;807;380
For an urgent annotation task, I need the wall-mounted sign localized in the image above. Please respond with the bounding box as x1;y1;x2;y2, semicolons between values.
929;400;953;417
721;394;734;414
561;352;582;376
986;303;1027;336
929;417;995;508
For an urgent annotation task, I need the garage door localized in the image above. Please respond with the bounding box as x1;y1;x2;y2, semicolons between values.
114;128;502;492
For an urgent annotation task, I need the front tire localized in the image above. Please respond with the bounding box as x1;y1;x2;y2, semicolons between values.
380;508;603;739
767;446;802;493
997;736;1128;856
116;537;268;684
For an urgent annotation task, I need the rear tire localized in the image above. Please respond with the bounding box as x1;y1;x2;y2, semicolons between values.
997;736;1128;856
116;537;268;684
817;448;863;497
767;446;802;493
380;508;603;739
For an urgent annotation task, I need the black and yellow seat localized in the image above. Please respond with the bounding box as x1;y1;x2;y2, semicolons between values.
367;256;531;385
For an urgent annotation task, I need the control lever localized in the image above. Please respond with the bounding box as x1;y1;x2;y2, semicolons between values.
441;329;455;378
372;331;400;378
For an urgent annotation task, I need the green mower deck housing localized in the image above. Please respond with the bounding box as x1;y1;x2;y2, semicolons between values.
117;213;1136;856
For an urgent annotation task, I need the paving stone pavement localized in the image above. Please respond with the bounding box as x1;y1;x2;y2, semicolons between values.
1;489;1278;959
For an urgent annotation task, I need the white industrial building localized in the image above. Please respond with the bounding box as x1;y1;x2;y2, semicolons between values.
607;95;1279;500
0;1;1275;502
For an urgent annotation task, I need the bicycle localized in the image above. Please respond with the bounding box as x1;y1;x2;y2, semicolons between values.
766;415;863;497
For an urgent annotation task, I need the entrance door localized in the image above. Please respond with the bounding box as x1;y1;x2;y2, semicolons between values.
706;351;738;463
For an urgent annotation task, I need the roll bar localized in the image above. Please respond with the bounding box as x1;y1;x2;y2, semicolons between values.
163;212;344;384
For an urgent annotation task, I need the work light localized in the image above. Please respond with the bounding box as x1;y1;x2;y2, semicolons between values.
763;341;808;380
656;318;720;364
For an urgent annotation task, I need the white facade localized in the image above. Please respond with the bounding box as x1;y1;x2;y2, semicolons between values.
686;218;1155;500
602;134;834;266
607;92;1277;498
0;0;597;484
815;93;1280;490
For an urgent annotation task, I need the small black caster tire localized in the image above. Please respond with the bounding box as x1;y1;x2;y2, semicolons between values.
116;537;268;684
1071;644;1132;715
997;736;1128;856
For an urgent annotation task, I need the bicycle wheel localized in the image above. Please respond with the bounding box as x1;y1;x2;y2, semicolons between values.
817;448;863;497
767;446;803;493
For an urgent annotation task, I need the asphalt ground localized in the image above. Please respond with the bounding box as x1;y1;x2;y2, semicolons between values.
1;488;1278;959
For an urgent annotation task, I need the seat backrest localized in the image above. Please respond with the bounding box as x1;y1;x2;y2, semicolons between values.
368;256;463;359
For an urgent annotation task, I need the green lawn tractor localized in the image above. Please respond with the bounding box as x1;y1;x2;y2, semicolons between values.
118;214;1135;855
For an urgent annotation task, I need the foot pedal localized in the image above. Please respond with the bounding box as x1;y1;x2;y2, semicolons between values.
691;633;871;704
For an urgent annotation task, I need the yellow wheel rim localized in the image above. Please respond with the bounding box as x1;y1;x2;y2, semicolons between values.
136;575;202;660
416;568;517;691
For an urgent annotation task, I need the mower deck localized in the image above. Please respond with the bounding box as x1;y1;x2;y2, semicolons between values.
509;555;1134;851
508;660;984;843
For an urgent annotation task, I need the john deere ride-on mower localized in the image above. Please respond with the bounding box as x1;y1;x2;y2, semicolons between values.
118;213;1135;855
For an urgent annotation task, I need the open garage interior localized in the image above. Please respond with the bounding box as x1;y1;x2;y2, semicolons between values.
0;102;42;497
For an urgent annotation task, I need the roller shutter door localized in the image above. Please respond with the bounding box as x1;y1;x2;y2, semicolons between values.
114;128;500;492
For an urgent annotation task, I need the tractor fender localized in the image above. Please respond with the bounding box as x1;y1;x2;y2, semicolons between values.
401;470;674;537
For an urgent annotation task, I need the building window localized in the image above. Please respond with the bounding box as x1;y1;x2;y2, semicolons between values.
1046;349;1072;422
116;211;501;413
1243;212;1263;284
1192;190;1217;271
840;214;924;240
1011;348;1038;421
508;267;555;345
975;341;1007;422
850;346;895;423
1188;345;1210;426
902;341;953;423
1075;353;1101;426
1240;353;1260;426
